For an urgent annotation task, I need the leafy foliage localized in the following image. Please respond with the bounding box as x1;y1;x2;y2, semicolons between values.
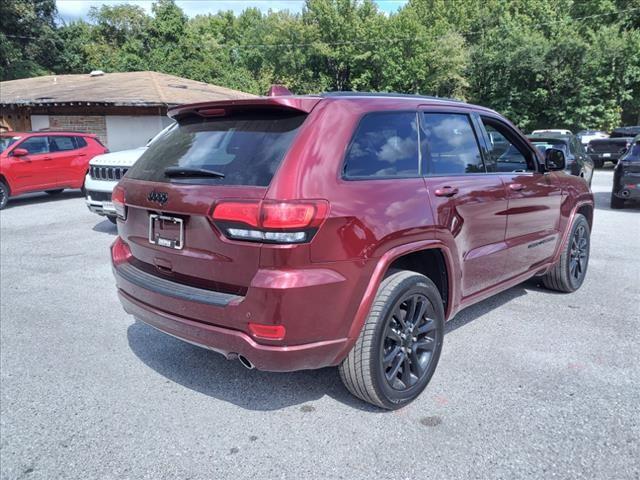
1;0;639;130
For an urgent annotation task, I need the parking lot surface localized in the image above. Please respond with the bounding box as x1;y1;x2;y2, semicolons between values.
1;169;638;480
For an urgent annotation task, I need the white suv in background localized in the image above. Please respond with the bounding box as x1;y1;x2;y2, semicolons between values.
85;124;174;222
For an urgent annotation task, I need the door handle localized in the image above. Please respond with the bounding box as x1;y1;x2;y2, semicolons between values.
42;157;52;161
509;183;524;191
434;186;459;197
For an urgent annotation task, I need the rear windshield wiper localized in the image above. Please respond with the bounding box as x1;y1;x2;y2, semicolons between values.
164;167;225;178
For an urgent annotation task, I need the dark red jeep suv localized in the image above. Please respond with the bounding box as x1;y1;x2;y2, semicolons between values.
111;93;594;409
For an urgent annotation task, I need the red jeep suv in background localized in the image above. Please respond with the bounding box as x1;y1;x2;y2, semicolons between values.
0;131;107;209
111;93;594;409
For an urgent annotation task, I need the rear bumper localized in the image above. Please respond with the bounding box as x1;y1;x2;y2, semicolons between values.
118;289;349;372
588;152;622;161
112;242;371;371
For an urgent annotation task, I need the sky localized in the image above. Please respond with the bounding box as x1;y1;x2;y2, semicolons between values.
56;0;408;21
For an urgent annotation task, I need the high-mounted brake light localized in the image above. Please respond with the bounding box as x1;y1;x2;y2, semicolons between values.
211;200;329;244
112;185;127;220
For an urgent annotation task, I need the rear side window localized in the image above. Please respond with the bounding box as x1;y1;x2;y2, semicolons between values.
126;112;306;186
48;136;76;152
18;136;49;154
75;137;88;148
421;113;484;174
343;112;419;178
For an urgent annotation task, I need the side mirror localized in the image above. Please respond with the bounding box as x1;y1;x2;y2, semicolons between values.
12;148;28;157
545;147;565;171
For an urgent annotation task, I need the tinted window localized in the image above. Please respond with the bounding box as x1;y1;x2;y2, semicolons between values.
343;112;419;178
127;112;306;186
75;137;88;148
0;136;19;153
482;120;535;172
19;136;49;155
421;113;483;174
49;136;76;152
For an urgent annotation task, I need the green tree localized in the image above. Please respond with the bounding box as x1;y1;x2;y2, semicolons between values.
0;0;61;80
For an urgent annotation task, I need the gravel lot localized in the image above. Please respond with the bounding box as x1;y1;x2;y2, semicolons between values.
1;168;638;480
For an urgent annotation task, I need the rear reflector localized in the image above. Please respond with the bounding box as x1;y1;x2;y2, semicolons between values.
248;323;286;340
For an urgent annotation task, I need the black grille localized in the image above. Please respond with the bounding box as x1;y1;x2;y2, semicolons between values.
86;190;113;202
589;141;626;153
90;166;128;180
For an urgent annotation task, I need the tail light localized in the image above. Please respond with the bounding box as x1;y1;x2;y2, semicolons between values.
111;236;132;265
212;200;329;244
112;185;127;220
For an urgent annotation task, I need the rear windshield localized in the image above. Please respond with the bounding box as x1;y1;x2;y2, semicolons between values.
126;112;306;186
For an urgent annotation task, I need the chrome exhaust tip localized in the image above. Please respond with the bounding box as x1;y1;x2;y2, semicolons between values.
238;355;255;370
620;189;631;198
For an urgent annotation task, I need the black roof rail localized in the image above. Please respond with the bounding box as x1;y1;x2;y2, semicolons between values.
318;91;465;103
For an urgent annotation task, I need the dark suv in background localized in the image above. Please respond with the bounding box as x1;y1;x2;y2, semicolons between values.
528;133;594;186
587;126;640;168
111;93;594;409
611;134;640;209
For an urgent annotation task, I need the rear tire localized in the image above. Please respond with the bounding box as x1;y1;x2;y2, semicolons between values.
0;181;9;210
542;214;590;293
610;193;625;209
339;270;444;410
45;189;64;195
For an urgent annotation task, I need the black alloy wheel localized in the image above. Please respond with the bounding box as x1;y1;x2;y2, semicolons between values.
381;293;439;391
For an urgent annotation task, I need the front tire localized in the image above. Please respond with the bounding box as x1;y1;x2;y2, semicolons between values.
593;158;604;168
542;213;590;292
0;181;9;209
107;215;117;224
339;271;444;409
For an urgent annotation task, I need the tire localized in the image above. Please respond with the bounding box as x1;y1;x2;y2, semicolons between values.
542;213;590;293
107;215;117;224
593;158;604;168
610;193;625;209
45;189;64;195
339;270;444;409
0;181;9;210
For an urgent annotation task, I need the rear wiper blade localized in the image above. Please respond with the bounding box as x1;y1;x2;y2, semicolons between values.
164;167;225;178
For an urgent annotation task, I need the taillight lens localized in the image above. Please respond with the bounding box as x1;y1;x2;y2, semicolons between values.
211;200;329;244
112;185;126;220
111;236;132;265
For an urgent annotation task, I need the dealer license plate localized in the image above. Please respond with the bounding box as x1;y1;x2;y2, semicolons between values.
148;214;184;250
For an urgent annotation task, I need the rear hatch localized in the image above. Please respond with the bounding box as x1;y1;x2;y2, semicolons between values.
588;137;631;154
116;104;314;300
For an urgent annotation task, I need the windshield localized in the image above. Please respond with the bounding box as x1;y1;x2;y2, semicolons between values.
126;112;306;186
0;136;20;153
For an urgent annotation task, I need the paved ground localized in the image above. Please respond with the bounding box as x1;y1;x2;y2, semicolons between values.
1;168;638;480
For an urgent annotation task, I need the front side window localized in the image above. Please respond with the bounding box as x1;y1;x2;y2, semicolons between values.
343;112;419;178
48;136;76;152
482;119;535;173
0;136;20;153
18;136;49;155
421;113;484;175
